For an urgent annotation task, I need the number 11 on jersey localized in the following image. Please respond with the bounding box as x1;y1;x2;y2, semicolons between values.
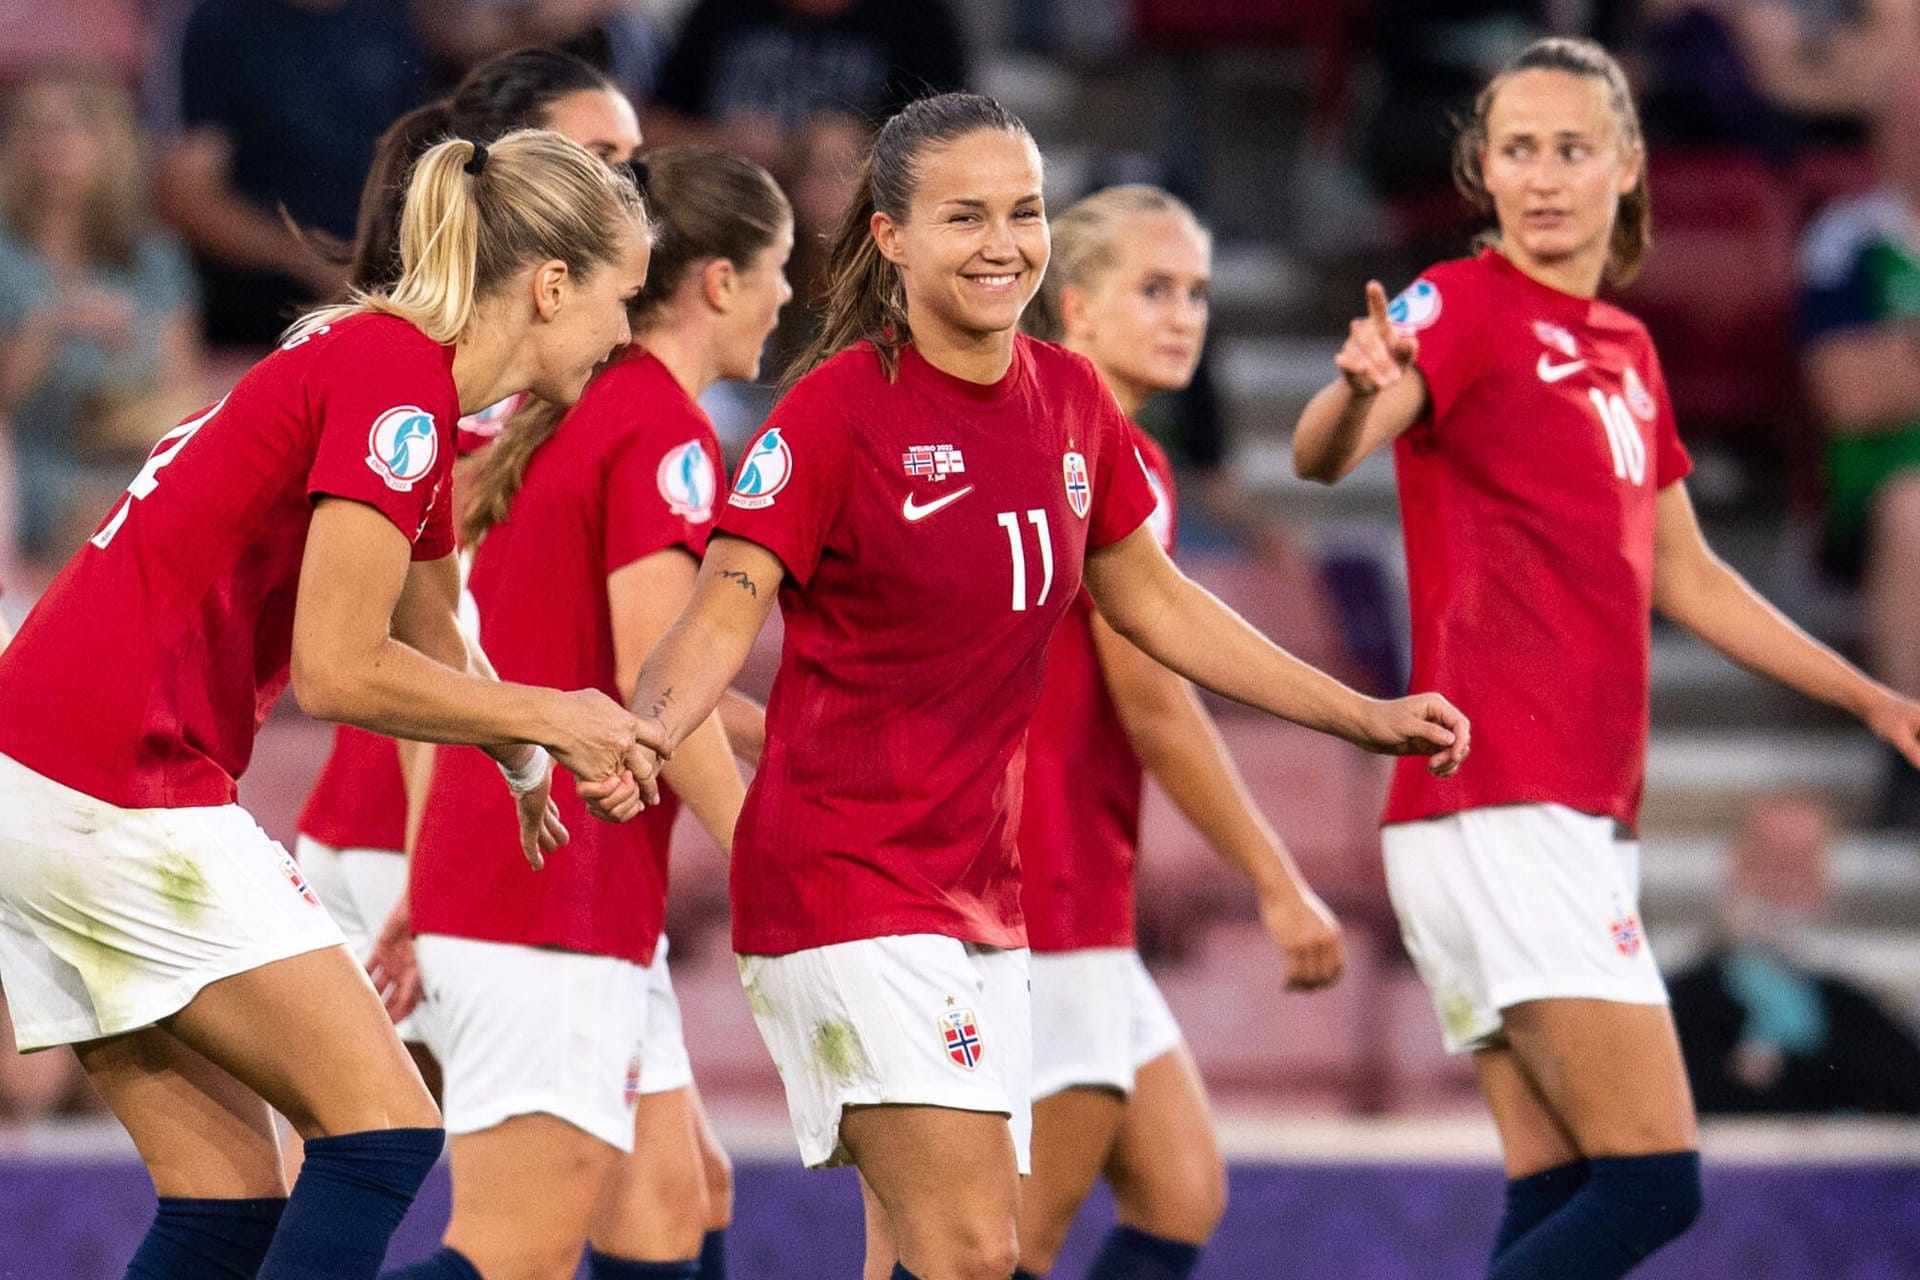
997;509;1055;612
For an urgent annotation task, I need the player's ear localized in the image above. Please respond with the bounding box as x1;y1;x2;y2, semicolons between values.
871;210;906;266
531;259;570;322
703;257;737;314
1059;284;1093;341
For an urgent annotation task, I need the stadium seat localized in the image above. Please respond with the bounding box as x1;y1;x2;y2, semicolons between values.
1609;152;1801;448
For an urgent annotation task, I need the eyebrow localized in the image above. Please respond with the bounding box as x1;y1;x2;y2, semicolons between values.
937;193;1045;209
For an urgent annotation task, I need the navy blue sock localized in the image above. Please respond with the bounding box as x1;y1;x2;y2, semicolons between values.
124;1196;286;1279
587;1252;699;1279
379;1248;482;1280
889;1267;923;1280
697;1230;728;1280
1085;1226;1202;1280
1486;1151;1703;1280
1014;1271;1041;1280
1490;1160;1591;1260
256;1126;443;1280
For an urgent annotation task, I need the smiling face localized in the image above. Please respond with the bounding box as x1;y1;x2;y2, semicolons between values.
526;222;651;404
714;219;795;382
1063;210;1211;408
540;87;643;166
1479;68;1640;285
875;128;1049;348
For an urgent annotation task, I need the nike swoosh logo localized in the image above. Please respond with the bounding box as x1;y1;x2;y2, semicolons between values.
1537;354;1588;382
902;484;975;522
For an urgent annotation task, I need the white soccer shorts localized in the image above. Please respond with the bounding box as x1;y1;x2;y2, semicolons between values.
1382;802;1668;1054
0;752;344;1051
1028;947;1183;1101
737;934;1032;1171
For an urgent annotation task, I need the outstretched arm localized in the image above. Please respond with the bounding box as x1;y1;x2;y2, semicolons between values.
627;534;784;766
1653;482;1920;765
1084;524;1469;774
1091;613;1344;989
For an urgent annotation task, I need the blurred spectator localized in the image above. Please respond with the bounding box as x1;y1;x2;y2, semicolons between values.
643;0;969;351
1797;68;1920;827
0;63;205;560
1639;0;1920;155
411;0;670;100
0;0;143;87
153;0;434;345
1669;796;1920;1114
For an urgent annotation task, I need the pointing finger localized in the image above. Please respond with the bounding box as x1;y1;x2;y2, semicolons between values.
1366;279;1391;332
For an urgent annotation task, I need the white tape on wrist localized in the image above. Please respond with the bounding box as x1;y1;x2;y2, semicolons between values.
498;746;550;795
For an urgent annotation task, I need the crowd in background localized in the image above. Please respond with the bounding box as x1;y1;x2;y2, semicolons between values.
4;0;1920;1127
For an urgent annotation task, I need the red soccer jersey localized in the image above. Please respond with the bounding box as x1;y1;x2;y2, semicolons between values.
410;350;723;965
298;725;407;852
295;399;518;853
1019;427;1178;952
1381;249;1692;832
0;313;456;808
718;338;1158;956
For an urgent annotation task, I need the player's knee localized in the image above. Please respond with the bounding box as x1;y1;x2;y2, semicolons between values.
938;1215;1019;1280
1593;1150;1702;1257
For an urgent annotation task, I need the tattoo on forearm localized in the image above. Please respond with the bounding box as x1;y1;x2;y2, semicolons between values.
718;570;759;598
647;686;675;720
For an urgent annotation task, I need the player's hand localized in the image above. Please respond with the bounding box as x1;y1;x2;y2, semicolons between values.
1335;281;1419;396
1351;692;1470;776
1258;885;1346;991
549;689;659;807
1865;689;1920;772
366;895;422;1025
512;764;568;870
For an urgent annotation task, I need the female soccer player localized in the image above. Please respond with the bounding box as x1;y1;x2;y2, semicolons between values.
385;147;792;1280
1002;184;1344;1280
1293;38;1920;1280
622;92;1468;1280
295;43;645;1092
0;131;656;1280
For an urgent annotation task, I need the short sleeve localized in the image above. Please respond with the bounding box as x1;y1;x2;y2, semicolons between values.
1086;382;1157;551
305;326;456;551
412;468;455;562
1135;433;1179;554
716;377;851;586
604;427;717;572
1394;269;1483;427
1647;347;1693;490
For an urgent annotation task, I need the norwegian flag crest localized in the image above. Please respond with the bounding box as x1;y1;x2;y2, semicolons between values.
903;443;966;480
940;1008;983;1070
1063;451;1091;519
1610;911;1643;958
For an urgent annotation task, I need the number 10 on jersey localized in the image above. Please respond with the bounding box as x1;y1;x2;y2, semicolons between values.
997;509;1055;612
1587;388;1647;485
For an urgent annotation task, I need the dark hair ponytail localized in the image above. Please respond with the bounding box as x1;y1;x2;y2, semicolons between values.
1452;37;1651;286
782;92;1032;393
632;146;791;325
346;47;617;295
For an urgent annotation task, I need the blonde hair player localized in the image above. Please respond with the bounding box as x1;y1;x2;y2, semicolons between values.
1293;37;1920;1280
622;92;1467;1280
0;130;658;1280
